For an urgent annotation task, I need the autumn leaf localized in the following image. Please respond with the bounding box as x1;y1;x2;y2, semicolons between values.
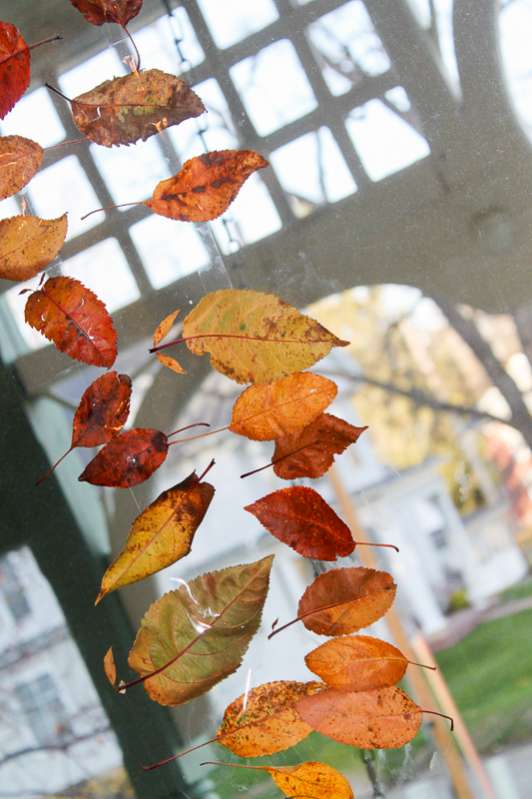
153;308;185;375
69;0;143;26
24;276;117;367
0;214;67;282
305;635;415;692
68;70;204;147
0;21;30;118
270;567;396;638
146;150;268;222
36;371;132;485
79;428;168;488
273;414;367;479
96;467;215;603
230;373;337;441
124;556;274;706
103;646;117;687
297;686;422;749
245;486;354;561
0;135;43;199
217;680;323;757
150;289;349;384
201;760;354;799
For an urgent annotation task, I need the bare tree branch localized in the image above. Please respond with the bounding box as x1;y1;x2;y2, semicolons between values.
0;724;111;770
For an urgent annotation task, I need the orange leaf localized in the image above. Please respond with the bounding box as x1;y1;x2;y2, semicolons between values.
72;371;132;448
0;214;67;282
202;761;354;799
103;646;117;687
271;567;396;638
0;22;30;118
245;486;354;561
24;276;117;367
146;150;268;222
230;373;337;441
305;635;410;691
69;0;143;26
217;680;323;757
297;686;421;749
79;428;168;488
153;308;185;375
0;135;43;199
273;414;367;479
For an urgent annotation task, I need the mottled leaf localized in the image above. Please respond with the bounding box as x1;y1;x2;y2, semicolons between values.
269;761;354;799
127;556;274;706
230;373;337;441
69;0;143;26
153;308;185;375
146;150;268;222
0;21;30;118
217;680;322;757
79;428;168;488
273;414;367;479
0;214;67;281
96;470;215;603
179;289;349;384
71;70;204;147
24;276;117;367
305;635;411;691
297;686;421;749
0;135;43;199
245;486;354;561
72;371;132;448
103;646;117;687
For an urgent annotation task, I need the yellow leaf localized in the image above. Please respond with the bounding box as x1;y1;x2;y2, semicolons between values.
103;647;117;687
182;289;349;384
0;214;68;281
96;471;214;603
230;372;337;440
270;761;354;799
153;308;185;374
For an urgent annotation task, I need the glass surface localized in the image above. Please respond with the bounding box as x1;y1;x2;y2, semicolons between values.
1;1;532;798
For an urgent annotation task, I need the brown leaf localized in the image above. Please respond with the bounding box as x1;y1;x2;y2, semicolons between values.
24;276;117;367
0;214;67;281
96;470;215;603
79;428;168;488
72;371;132;448
146;150;268;222
305;635;410;691
0;135;43;199
127;556;274;706
273;414;367;479
230;373;337;441
297;686;421;749
271;567;396;638
71;70;204;147
69;0;143;26
217;680;323;757
103;646;117;687
245;486;354;561
153;308;185;375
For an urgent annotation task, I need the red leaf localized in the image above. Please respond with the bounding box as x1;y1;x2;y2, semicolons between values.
72;371;131;448
0;22;30;119
244;486;354;560
79;428;168;488
24;276;117;367
69;0;143;26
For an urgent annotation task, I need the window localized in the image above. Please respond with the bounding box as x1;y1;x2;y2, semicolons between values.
15;674;71;746
0;555;31;623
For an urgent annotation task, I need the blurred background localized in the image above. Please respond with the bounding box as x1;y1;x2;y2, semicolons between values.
1;1;532;797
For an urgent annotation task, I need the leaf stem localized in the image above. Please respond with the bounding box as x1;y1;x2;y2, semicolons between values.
46;137;85;151
407;660;437;672
80;201;142;221
355;541;399;553
197;458;216;482
35;446;73;486
166;424;230;446
28;34;63;52
240;442;318;479
200;761;264;772
149;333;343;355
421;709;454;731
166;422;210;439
122;25;141;71
44;82;72;103
268;598;362;640
142;737;218;771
